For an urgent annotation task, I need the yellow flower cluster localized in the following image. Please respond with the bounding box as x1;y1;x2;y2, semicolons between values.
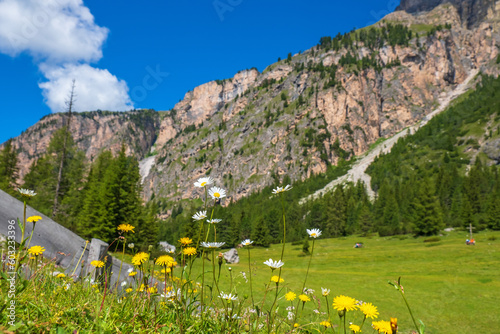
179;237;193;246
28;245;45;256
183;247;197;256
372;320;392;334
91;260;105;268
117;224;135;233
298;294;310;302
27;215;42;223
350;323;361;333
156;255;176;267
333;295;358;312
271;275;284;283
132;252;149;266
360;302;379;319
285;291;296;301
320;321;331;327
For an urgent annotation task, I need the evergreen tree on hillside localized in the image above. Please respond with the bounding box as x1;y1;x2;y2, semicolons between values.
78;151;114;239
251;217;270;247
325;186;346;237
0;139;19;194
358;204;373;236
487;188;500;230
78;147;144;243
23;127;85;230
412;181;444;236
378;186;400;236
138;201;160;248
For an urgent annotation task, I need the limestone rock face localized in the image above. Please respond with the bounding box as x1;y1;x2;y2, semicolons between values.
9;110;159;181
174;69;259;127
5;2;500;210
396;0;496;27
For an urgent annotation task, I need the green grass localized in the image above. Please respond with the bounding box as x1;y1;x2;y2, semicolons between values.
184;229;500;333
410;24;435;33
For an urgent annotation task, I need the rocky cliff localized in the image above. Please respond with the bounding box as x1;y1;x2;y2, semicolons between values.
143;3;499;207
396;0;497;27
5;2;500;212
10;110;159;180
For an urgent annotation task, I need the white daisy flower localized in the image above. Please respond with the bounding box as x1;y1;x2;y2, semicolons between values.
306;228;322;238
208;186;227;200
121;281;128;287
272;184;292;195
321;287;330;296
194;176;214;188
200;242;226;249
206;218;222;224
263;258;284;270
192;210;207;221
17;188;37;197
220;292;238;301
241;239;254;246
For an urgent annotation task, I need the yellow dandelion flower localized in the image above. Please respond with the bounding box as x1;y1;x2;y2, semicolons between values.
360;302;379;319
28;245;45;256
294;323;299;328
183;247;197;256
117;224;135;233
56;273;66;278
128;271;137;277
91;260;105;268
137;284;145;292
160;268;171;274
126;288;133;293
271;275;284;283
333;295;358;312
179;237;193;246
372;320;392;334
132;252;149;266
390;318;397;333
298;294;310;302
156;255;175;267
148;286;157;293
349;323;361;333
285;291;296;301
27;215;42;223
320;321;331;327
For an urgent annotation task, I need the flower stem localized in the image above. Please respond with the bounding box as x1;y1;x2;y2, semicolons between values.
399;287;421;334
301;239;315;292
248;247;254;307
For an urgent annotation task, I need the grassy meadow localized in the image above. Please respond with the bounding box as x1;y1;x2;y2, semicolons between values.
190;229;500;333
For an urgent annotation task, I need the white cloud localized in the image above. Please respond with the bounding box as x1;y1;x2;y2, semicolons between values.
0;0;107;63
0;0;134;112
39;63;133;112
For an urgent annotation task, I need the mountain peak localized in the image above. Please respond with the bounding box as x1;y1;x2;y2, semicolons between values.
396;0;497;27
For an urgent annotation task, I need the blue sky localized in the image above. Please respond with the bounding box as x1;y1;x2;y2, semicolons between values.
0;0;399;144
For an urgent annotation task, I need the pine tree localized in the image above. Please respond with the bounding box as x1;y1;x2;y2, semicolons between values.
412;181;444;236
0;138;19;194
78;151;114;240
379;189;400;236
357;204;373;236
325;186;346;237
138;201;159;248
251;217;270;247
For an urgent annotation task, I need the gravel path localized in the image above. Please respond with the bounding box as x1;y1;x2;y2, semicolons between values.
299;69;479;204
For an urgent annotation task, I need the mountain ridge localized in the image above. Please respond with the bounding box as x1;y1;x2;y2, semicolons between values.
4;2;500;214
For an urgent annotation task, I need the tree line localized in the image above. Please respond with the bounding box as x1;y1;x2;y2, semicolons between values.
0;125;158;249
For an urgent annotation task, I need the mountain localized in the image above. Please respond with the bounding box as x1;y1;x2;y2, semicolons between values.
396;0;497;28
5;2;500;214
